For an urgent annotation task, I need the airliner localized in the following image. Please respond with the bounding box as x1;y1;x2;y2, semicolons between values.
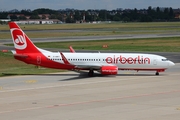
9;22;175;76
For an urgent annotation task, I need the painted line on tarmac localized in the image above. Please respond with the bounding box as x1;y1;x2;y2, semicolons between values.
0;86;3;90
24;80;37;84
0;89;180;114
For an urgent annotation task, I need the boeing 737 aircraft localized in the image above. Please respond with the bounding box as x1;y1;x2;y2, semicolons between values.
9;22;175;76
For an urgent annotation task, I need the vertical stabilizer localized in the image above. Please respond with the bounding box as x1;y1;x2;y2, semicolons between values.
8;22;40;54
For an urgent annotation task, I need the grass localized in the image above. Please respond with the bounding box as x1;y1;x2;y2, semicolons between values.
1;22;180;39
0;29;173;39
33;37;180;52
1;22;180;30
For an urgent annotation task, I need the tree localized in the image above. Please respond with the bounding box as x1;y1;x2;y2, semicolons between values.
131;8;139;21
20;9;32;15
32;8;58;14
29;15;40;19
0;7;177;22
18;16;27;20
156;7;160;13
169;7;174;19
140;15;152;22
10;15;18;20
50;14;57;19
148;6;152;12
98;10;107;21
123;16;130;22
0;12;8;19
30;11;40;19
66;16;75;23
164;8;169;20
113;16;121;21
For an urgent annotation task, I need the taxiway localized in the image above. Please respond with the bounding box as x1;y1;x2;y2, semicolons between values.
0;64;179;120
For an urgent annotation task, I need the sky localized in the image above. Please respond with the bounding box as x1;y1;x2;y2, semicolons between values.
0;0;180;11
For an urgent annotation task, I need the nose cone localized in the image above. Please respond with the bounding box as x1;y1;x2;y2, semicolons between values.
169;61;175;67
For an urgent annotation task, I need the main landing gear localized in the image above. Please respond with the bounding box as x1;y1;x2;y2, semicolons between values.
155;71;159;75
88;69;94;77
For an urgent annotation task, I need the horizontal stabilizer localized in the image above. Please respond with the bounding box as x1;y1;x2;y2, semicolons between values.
14;54;28;58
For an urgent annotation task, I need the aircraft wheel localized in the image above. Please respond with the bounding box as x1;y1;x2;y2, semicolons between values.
155;72;159;75
88;70;94;77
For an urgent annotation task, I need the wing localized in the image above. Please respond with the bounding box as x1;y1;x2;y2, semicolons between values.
60;52;103;70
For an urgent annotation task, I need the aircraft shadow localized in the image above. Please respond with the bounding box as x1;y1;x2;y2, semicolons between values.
58;73;163;81
1;72;165;81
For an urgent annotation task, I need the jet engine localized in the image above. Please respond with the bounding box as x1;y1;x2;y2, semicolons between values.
100;66;118;75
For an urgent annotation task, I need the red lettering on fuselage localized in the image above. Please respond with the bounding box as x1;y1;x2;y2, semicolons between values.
105;55;150;64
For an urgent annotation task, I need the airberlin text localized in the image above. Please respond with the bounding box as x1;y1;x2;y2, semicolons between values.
106;55;150;64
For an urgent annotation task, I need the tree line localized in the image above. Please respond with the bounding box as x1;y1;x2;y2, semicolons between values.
0;6;179;23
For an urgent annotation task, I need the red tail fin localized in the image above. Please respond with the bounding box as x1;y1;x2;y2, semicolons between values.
8;22;40;54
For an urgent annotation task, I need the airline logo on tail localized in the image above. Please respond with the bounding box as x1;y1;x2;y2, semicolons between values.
11;28;27;50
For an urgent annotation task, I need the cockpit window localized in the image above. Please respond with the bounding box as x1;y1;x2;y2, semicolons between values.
162;59;168;61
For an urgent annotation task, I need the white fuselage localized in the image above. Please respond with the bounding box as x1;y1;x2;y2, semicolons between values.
43;52;174;70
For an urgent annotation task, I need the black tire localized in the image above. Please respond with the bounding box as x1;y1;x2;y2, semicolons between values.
88;70;94;77
155;72;159;75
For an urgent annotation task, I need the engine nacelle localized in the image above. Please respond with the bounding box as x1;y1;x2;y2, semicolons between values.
101;66;118;75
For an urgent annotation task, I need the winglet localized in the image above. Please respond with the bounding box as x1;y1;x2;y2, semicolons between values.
60;52;71;65
69;46;75;53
